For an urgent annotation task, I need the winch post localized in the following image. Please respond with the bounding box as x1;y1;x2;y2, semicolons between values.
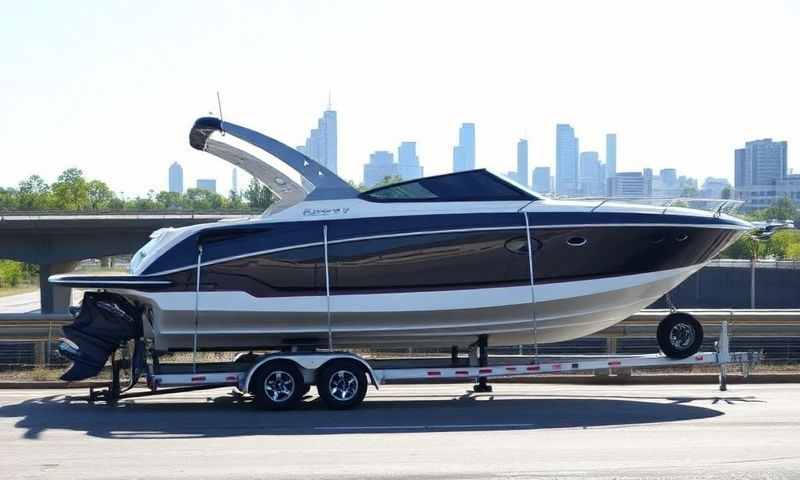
473;334;492;393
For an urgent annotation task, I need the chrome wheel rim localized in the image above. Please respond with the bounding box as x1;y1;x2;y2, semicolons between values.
328;370;359;402
263;370;295;402
669;323;695;350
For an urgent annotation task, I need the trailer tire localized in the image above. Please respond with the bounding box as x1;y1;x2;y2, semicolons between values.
251;360;304;410
317;360;368;410
657;312;703;359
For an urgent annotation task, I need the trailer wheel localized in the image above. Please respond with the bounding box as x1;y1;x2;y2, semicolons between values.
251;360;304;410
317;360;368;410
657;312;703;359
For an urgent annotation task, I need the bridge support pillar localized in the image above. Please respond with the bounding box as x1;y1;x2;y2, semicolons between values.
39;262;77;314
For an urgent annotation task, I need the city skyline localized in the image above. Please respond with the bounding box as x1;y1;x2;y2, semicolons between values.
2;2;799;196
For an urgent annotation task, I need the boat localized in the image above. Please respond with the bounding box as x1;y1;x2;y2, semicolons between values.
51;117;752;380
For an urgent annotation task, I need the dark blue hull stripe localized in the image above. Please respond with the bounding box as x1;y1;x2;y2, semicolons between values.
143;212;748;275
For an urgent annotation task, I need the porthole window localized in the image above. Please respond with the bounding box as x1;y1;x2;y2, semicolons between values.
566;236;588;247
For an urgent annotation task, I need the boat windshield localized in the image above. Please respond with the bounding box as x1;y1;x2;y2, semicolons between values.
361;169;539;202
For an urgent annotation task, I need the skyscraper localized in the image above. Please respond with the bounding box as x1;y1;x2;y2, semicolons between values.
452;123;475;172
231;167;238;194
659;168;678;188
516;139;528;186
397;142;423;180
579;151;603;196
605;134;617;183
555;124;579;195
734;138;790;210
734;138;788;188
298;108;338;174
196;179;217;193
168;161;183;194
363;151;398;187
643;168;653;197
532;167;551;194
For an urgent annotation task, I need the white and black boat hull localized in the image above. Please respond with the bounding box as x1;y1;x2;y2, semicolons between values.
118;263;701;350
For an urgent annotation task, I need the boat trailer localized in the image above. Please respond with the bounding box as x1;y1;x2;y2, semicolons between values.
76;321;759;409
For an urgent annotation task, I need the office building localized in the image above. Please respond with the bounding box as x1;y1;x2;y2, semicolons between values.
452;123;476;172
734;138;790;210
734;138;788;188
516;139;528;186
700;177;731;198
363;151;398;187
397;142;423;180
196;179;217;193
608;172;650;198
532;167;551;194
605;133;617;180
168;162;183;194
579;151;604;196
298;108;338;174
231;167;238;194
555;124;579;195
643;168;654;197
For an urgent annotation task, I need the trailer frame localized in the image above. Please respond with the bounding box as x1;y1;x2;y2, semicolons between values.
79;321;757;407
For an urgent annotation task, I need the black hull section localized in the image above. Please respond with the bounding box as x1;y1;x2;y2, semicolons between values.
156;223;743;298
59;292;143;381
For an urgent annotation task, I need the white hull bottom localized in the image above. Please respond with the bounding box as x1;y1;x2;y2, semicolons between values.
122;265;702;350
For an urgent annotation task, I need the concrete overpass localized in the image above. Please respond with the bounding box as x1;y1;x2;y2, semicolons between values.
0;211;256;313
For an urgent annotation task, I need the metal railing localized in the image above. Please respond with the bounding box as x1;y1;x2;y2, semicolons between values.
1;309;799;368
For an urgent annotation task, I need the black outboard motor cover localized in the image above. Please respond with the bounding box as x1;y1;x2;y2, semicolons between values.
59;291;143;381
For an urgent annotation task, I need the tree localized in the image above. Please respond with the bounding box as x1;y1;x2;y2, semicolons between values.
51;168;89;210
0;187;19;210
681;186;699;198
184;188;225;210
155;191;183;209
17;175;51;210
244;178;273;210
0;260;25;287
228;190;244;209
756;196;796;222
720;186;732;199
87;180;115;210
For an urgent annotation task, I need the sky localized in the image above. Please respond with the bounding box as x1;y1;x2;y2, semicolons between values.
1;0;799;197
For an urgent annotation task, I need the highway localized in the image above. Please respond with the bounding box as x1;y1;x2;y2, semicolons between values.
1;383;798;479
0;290;83;314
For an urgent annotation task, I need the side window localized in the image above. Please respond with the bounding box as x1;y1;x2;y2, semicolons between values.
327;230;529;291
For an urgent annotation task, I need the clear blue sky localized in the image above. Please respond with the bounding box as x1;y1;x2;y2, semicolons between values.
1;0;798;196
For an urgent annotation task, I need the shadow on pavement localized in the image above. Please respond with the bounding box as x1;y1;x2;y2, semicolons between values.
0;388;738;440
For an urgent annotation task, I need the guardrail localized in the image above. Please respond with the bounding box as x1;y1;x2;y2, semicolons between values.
1;309;799;367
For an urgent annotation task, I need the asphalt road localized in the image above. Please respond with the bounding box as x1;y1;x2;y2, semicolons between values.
0;290;83;314
1;383;799;479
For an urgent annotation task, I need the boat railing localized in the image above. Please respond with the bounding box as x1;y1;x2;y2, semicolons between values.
570;196;744;217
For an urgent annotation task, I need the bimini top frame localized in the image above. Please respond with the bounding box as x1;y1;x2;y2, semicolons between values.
189;117;359;204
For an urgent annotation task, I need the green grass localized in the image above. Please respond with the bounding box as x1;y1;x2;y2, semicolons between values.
0;284;37;298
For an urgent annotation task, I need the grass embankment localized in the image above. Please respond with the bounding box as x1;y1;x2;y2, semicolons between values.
0;284;37;298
